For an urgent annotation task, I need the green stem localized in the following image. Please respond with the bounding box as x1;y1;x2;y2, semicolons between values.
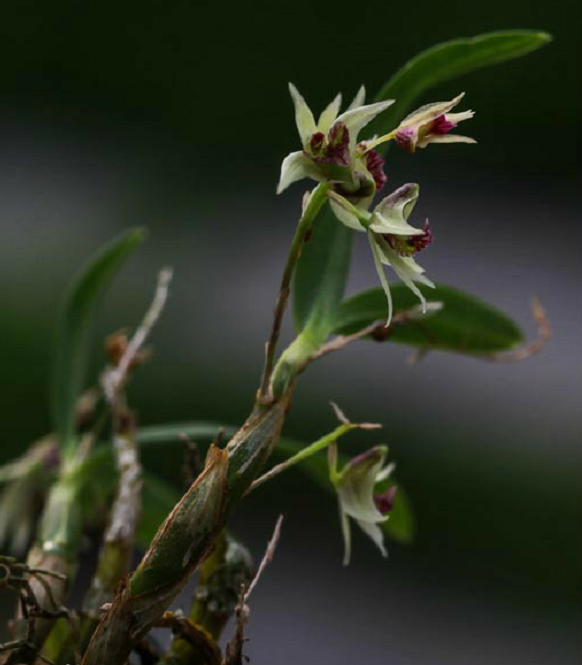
249;423;357;492
258;183;330;401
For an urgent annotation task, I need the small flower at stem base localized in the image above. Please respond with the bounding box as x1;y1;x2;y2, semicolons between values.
329;444;397;565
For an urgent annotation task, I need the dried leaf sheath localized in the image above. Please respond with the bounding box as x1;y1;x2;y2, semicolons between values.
78;415;142;652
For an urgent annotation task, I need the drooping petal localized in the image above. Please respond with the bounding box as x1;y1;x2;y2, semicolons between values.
318;93;342;133
288;83;317;146
369;232;393;325
377;241;435;312
335;446;389;524
347;85;366;111
277;151;322;194
334;99;395;147
339;501;352;566
355;518;388;558
368;183;423;235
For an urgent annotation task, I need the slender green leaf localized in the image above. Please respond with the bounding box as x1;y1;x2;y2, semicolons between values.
293;203;352;342
367;30;551;144
334;284;523;354
51;228;147;457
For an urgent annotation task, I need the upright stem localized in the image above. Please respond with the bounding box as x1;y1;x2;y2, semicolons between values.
258;183;329;401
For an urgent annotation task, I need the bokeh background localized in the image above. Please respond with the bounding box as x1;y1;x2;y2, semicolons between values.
1;1;580;663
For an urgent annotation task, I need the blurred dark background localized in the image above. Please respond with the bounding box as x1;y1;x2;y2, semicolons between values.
0;1;580;663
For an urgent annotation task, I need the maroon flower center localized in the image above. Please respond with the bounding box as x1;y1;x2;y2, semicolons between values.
374;486;397;515
365;149;387;192
430;114;457;135
383;220;434;257
309;122;350;167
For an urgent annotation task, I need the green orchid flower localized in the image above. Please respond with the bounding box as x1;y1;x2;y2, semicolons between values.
330;183;435;323
329;443;397;565
277;84;394;199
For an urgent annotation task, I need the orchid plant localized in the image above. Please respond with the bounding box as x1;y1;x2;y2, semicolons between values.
0;30;550;665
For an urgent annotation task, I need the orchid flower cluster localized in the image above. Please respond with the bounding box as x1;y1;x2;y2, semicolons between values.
278;84;474;322
0;30;548;665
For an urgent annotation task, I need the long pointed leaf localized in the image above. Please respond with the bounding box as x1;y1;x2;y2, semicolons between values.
334;284;523;354
367;30;551;145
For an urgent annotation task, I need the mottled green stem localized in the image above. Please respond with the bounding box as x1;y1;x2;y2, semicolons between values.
81;393;290;665
162;532;252;665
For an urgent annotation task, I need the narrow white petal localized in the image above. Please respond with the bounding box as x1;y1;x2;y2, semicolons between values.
347;85;366;111
376;462;395;483
369;233;393;326
288;83;317;146
277;151;321;194
318;93;342;133
339;503;352;566
418;134;477;149
398;93;465;130
446;110;475;123
380;244;435;312
355;519;388;558
335;99;395;145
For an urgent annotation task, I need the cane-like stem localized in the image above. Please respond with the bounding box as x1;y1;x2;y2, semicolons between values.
258;184;329;402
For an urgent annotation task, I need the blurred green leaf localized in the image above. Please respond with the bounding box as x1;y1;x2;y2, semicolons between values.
135;422;236;446
293;203;352;343
334;284;523;354
51;228;147;458
367;30;551;145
